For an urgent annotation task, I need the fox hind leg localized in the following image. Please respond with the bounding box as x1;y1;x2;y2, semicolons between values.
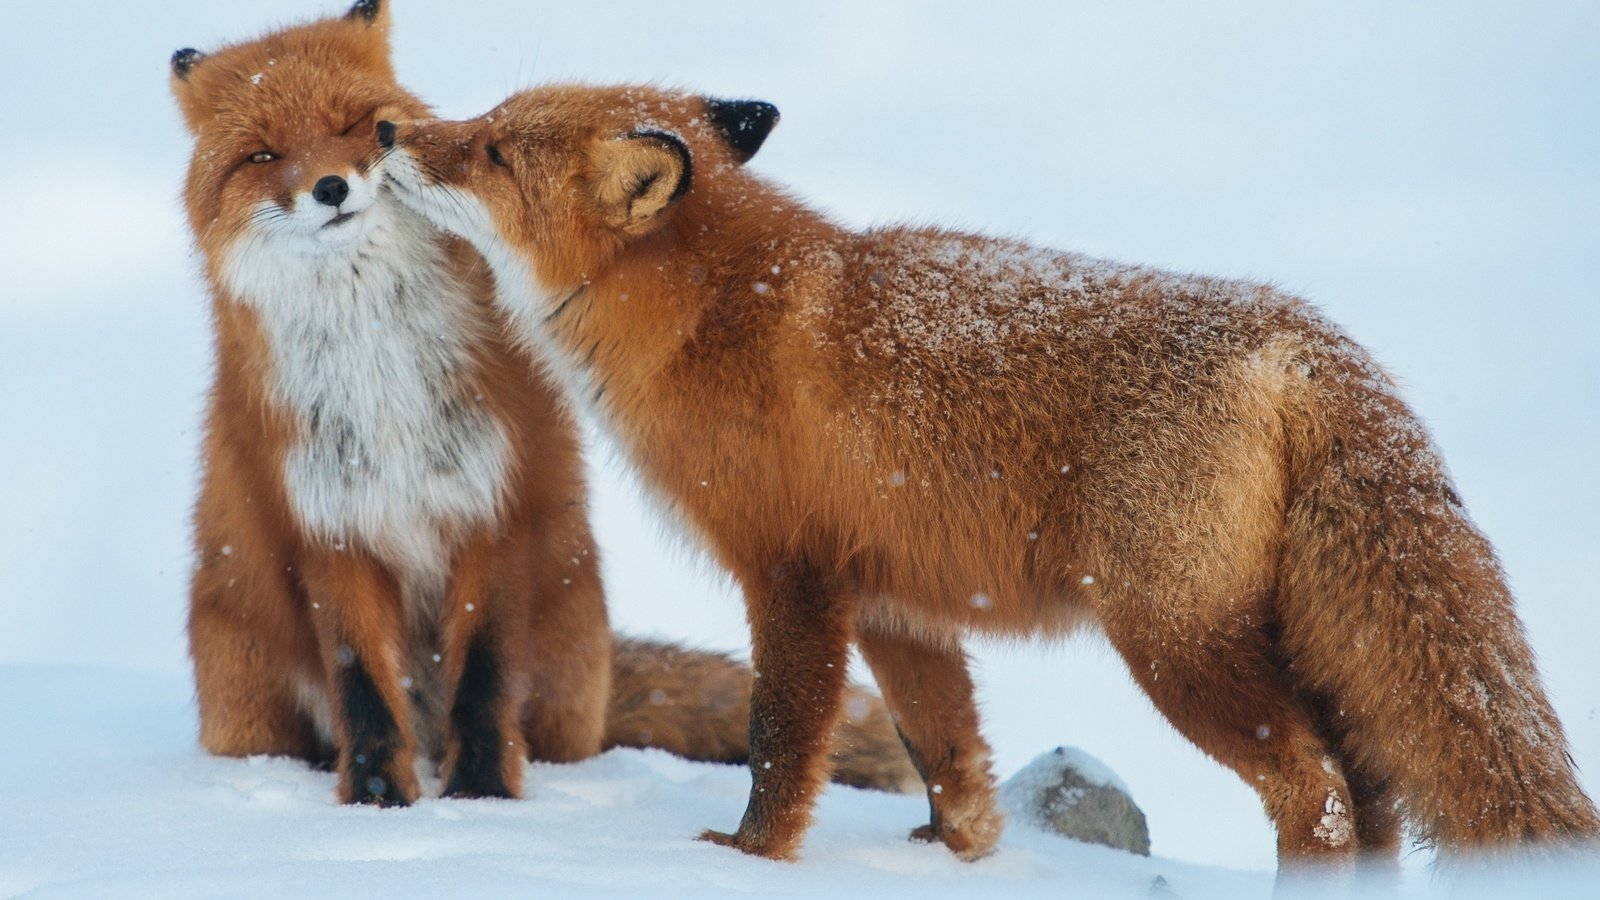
855;625;1001;860
1301;688;1403;869
190;613;328;764
1098;588;1359;871
518;515;610;765
190;551;330;764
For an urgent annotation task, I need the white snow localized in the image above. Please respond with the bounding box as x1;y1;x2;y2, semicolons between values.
2;0;1598;896
4;671;1597;898
1313;791;1356;850
1;668;1278;900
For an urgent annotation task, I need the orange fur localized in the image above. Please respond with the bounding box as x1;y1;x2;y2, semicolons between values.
174;4;916;804
384;83;1600;866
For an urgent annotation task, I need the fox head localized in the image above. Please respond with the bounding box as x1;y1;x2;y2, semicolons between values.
170;0;427;267
380;84;778;308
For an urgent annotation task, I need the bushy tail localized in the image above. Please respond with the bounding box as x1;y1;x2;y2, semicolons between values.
1275;343;1598;857
604;637;922;794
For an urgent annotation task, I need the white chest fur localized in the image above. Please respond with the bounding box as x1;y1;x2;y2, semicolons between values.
220;199;512;582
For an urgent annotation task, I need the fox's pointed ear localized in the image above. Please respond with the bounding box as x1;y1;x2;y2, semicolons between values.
171;47;204;81
170;48;210;132
705;98;778;164
591;131;693;233
347;0;385;24
342;0;395;78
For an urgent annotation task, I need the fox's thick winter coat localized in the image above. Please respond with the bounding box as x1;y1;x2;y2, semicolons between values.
383;82;1599;866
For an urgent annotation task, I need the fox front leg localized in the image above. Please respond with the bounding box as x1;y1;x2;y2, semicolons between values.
699;560;854;860
302;551;420;806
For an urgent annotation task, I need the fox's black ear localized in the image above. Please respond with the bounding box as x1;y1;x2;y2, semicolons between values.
705;98;778;163
171;48;204;80
347;0;382;23
592;130;693;234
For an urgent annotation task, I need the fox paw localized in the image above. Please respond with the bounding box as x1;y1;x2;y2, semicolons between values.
339;759;420;808
697;828;798;862
441;753;518;800
342;773;417;807
909;812;1002;861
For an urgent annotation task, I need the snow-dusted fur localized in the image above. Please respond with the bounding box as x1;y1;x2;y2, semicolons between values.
385;83;1600;870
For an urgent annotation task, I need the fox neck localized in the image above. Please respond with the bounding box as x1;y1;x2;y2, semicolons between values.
474;232;684;442
499;178;845;520
215;201;512;582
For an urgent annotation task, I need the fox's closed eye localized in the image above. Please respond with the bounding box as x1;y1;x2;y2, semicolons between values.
248;151;279;164
486;144;508;168
340;111;376;136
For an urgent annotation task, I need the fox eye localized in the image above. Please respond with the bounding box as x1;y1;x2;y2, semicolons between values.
248;151;279;164
341;112;375;137
485;144;508;168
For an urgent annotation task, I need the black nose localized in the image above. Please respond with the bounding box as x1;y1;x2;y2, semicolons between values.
376;120;396;148
312;175;350;207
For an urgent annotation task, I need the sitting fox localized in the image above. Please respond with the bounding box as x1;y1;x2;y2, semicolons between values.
170;1;917;806
379;84;1599;867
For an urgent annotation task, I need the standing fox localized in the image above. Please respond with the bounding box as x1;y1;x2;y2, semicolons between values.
381;84;1600;866
171;1;917;806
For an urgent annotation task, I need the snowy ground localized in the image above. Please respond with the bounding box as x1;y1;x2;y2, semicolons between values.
2;1;1598;896
2;668;1275;899
5;668;1598;899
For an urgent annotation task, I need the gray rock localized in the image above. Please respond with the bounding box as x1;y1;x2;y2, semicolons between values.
1000;745;1152;856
